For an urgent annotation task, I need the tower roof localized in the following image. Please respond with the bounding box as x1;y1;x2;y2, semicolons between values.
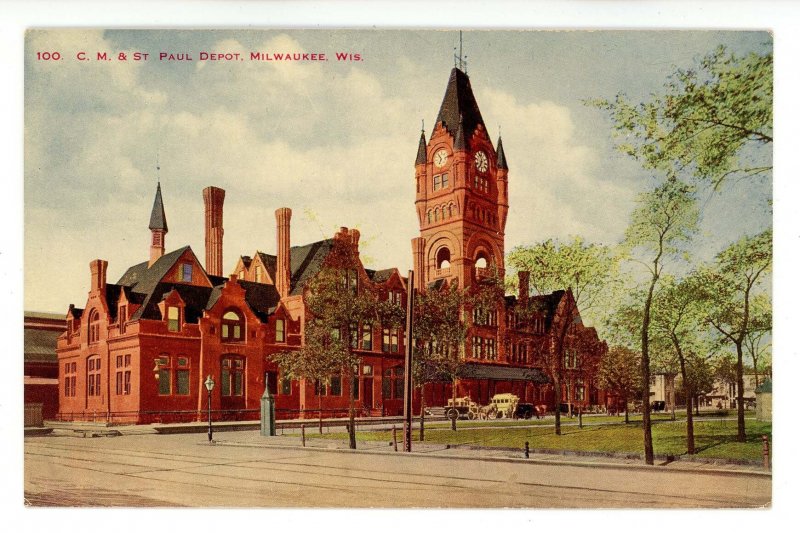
149;183;168;232
415;130;427;165
496;136;508;170
435;67;486;143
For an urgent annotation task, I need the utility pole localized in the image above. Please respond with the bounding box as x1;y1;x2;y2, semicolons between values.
403;270;415;452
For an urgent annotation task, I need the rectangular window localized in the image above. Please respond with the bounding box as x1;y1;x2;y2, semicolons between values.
441;173;449;189
280;376;292;395
393;368;404;399
382;370;392;399
119;305;127;333
88;374;95;396
276;319;285;342
382;328;390;352
124;371;131;395
158;369;171;395
233;371;243;396
116;355;123;368
124;354;131;367
350;324;359;349
391;329;399;353
352;376;359;400
330;375;342;396
70;376;76;396
179;263;193;282
116;372;123;395
433;174;441;191
168;307;180;332
177;369;190;395
361;324;372;351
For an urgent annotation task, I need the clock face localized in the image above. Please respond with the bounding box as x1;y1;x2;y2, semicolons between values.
434;149;448;168
475;151;488;172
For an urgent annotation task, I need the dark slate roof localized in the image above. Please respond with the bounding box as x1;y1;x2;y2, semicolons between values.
133;283;215;323
238;280;282;321
118;246;191;295
208;274;228;286
289;239;335;296
256;251;278;281
436;67;486;144
371;269;395;283
24;328;61;363
68;306;84;319
459;363;550;384
104;284;126;322
453;114;466;150
427;279;447;291
415;130;427;165
496;136;508;170
148;182;168;231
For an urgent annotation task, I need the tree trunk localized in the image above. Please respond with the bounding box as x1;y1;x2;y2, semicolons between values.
553;372;562;435
640;275;657;466
451;378;458;431
677;351;694;454
736;342;746;442
419;387;426;442
318;394;323;434
624;393;629;424
348;369;357;450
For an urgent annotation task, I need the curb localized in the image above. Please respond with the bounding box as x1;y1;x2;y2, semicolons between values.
209;439;772;479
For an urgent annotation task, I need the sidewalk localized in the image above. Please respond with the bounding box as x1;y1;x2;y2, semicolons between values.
212;429;772;478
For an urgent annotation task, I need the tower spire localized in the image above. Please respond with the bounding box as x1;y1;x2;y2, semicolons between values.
148;180;168;266
453;30;468;73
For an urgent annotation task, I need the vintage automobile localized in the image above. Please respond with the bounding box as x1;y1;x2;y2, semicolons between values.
487;393;520;419
445;396;480;420
513;403;536;419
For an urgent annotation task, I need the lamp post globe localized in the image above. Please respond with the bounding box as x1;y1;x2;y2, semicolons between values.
205;375;215;443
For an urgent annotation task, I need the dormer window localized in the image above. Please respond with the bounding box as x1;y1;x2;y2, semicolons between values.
167;306;180;332
222;310;244;342
178;263;193;282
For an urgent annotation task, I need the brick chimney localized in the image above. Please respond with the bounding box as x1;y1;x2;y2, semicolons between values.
518;271;530;305
275;207;292;298
90;259;108;292
203;186;225;277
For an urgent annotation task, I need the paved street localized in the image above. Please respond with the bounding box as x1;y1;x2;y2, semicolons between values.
24;432;771;508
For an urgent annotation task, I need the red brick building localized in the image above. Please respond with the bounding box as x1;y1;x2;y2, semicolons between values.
24;312;64;422
56;65;606;424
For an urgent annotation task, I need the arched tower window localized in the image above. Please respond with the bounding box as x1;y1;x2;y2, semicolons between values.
88;310;100;344
222;310;245;342
436;247;451;270
475;256;488;269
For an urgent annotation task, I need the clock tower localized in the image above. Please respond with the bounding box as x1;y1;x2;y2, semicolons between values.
412;66;509;289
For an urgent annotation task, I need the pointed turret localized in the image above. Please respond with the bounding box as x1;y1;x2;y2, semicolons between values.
496;136;508;170
453;114;466;151
149;183;168;232
415;129;427;166
436;67;486;141
149;183;168;266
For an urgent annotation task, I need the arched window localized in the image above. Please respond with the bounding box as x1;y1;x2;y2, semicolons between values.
436;247;451;269
222;310;244;342
434;208;440;222
475;256;488;269
88;310;100;344
427;211;432;224
448;204;454;218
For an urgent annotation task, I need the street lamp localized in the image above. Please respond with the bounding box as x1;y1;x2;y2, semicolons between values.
205;375;215;443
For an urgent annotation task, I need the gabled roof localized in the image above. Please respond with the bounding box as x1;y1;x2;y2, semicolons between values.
148;183;168;231
436;67;487;145
256;251;277;281
132;283;215;323
289;239;335;296
117;245;191;295
371;269;396;283
237;280;281;321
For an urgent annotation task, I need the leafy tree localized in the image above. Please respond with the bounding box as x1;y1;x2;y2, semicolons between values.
274;234;386;449
508;237;617;435
650;274;710;454
596;345;641;423
411;280;468;437
743;293;772;389
623;177;699;464
697;229;771;441
589;46;772;189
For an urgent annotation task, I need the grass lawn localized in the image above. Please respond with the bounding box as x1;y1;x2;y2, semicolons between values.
316;417;771;462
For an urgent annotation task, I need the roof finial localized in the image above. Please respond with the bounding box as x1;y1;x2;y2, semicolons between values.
156;151;161;185
453;30;468;73
421;118;425;134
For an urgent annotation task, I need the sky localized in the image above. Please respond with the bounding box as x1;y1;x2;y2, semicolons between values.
24;29;772;317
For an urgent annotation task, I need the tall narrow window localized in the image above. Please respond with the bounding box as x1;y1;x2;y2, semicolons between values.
329;375;342;396
254;265;262;283
118;305;127;334
222;310;244;342
433;174;441;191
176;357;190;395
275;319;285;342
87;356;101;396
441;173;449;189
221;357;245;396
280;374;292;395
167;307;180;332
88;310;100;344
361;323;372;350
393;367;404;399
158;355;171;395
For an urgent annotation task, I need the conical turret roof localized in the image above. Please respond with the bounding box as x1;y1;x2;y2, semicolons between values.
415;130;427;165
496;136;508;170
435;67;486;144
149;183;168;232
